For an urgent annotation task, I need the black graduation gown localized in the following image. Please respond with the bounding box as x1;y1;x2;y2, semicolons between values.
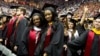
64;35;69;45
67;30;100;56
21;27;42;56
75;23;86;56
34;21;64;56
2;26;7;39
21;27;29;55
0;25;7;45
0;25;7;55
14;18;28;55
62;35;69;56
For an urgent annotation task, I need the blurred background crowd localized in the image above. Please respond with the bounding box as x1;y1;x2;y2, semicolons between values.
0;0;100;19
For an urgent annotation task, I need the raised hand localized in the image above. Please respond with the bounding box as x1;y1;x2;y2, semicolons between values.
84;6;88;12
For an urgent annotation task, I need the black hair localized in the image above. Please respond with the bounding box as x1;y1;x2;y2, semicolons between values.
44;7;58;22
29;13;46;28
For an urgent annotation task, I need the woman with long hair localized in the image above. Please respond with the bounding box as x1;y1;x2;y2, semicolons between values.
35;3;64;56
21;9;44;56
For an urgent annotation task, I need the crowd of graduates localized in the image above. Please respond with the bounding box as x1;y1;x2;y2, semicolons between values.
0;2;100;56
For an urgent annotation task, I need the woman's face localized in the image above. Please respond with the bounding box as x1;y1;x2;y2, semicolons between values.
44;10;52;22
32;15;40;27
68;22;74;29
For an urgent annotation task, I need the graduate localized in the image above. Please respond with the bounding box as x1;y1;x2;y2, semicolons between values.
21;9;45;56
67;19;79;41
59;14;69;56
13;7;28;56
5;6;18;50
76;6;88;36
59;14;68;28
59;14;80;56
35;3;64;56
66;6;89;56
67;13;100;56
66;12;73;21
0;15;11;55
0;15;11;45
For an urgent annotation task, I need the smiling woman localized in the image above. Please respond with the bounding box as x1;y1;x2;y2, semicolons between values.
34;3;64;56
21;9;45;56
44;10;53;22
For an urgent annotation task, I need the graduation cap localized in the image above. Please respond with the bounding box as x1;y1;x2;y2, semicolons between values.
0;14;12;23
88;20;93;24
5;15;12;23
30;9;43;18
69;19;77;23
25;17;30;21
84;19;93;24
42;3;58;12
10;6;19;9
67;12;73;16
1;14;12;18
7;15;12;19
94;13;100;20
60;14;67;17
